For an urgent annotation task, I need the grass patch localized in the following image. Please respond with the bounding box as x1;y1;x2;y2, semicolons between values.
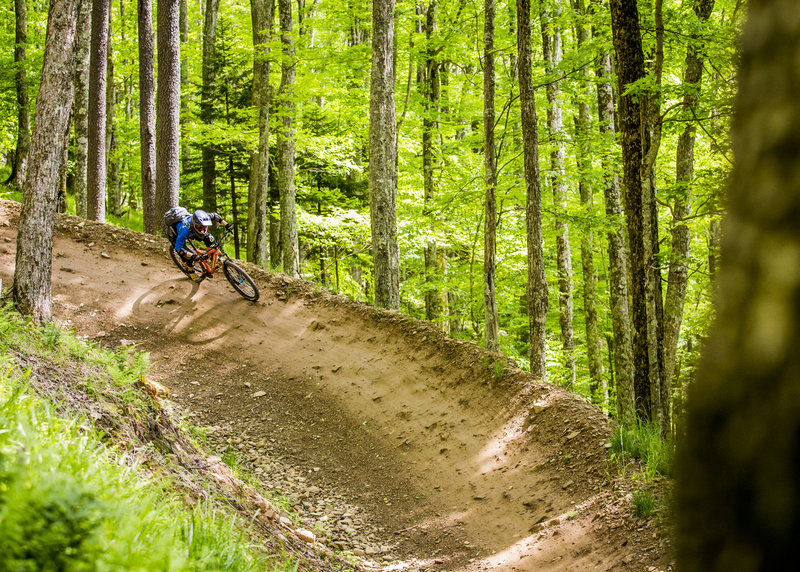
631;488;656;518
0;302;294;570
609;421;674;480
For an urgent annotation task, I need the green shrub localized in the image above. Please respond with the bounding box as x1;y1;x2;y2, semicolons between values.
610;421;674;479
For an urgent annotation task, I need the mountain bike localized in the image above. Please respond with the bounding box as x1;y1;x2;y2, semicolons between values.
169;228;260;302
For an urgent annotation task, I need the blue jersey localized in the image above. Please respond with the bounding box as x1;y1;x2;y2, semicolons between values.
173;216;195;251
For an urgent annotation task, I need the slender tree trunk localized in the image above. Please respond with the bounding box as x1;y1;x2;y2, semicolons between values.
483;0;499;352
518;0;548;380
370;0;400;310
541;0;575;387
248;0;274;266
574;0;602;401
201;0;221;212
663;0;715;419
595;47;635;425
609;0;656;421
73;0;91;218
676;0;800;565
13;0;78;322
8;0;31;189
155;0;181;219
180;0;189;172
278;0;299;277
422;0;441;324
269;165;281;268
106;13;121;217
87;0;110;222
138;0;156;234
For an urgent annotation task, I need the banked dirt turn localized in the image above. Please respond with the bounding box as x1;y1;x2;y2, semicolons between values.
0;200;670;571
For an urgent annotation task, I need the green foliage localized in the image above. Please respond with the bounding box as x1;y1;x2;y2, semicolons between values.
631;487;656;518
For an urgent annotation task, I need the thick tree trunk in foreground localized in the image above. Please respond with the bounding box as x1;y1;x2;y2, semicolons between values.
201;0;220;213
9;0;31;189
13;0;78;322
248;0;273;266
517;0;548;380
676;0;800;567
73;0;91;218
278;0;299;277
483;0;500;352
138;0;156;233
369;0;400;310
155;0;181;220
87;0;109;222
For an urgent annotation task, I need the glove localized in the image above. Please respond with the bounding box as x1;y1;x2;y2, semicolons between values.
225;222;234;231
189;253;200;263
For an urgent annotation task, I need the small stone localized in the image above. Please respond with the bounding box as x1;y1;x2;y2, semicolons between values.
295;528;315;543
566;430;580;440
100;252;110;259
253;391;266;398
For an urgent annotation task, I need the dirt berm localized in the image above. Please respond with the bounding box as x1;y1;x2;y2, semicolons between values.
0;200;670;571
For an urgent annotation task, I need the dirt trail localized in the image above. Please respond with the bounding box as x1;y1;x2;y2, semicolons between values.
0;201;670;571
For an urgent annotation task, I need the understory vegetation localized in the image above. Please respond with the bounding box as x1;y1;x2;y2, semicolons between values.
0;301;296;571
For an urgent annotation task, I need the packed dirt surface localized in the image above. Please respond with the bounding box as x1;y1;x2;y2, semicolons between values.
0;200;671;571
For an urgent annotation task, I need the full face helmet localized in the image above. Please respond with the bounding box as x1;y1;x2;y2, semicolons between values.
192;210;213;234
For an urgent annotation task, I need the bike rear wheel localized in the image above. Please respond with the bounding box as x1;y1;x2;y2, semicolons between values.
223;260;259;301
169;248;205;282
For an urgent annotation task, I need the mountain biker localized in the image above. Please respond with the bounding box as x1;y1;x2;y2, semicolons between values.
171;209;233;281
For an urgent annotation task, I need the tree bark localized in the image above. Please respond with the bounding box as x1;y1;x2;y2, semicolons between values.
180;0;189;172
573;0;602;401
278;0;299;277
422;0;441;324
155;0;181;219
73;0;91;218
483;0;500;352
8;0;31;189
676;0;800;566
106;13;121;217
517;0;548;380
663;0;715;418
201;0;220;213
138;0;156;234
13;0;78;322
87;0;109;222
595;46;635;425
541;0;575;387
369;0;400;310
248;0;274;267
609;0;656;421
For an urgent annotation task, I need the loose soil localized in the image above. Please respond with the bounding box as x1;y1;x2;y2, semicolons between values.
0;200;671;571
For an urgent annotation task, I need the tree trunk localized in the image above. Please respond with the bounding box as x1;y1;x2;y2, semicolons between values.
517;0;548;380
73;0;91;218
155;0;181;219
87;0;109;222
278;0;299;277
609;0;656;421
541;0;575;387
106;13;121;217
248;0;274;267
483;0;499;352
8;0;31;189
422;0;441;324
138;0;156;234
13;0;78;322
663;0;715;422
595;46;635;425
676;0;800;566
369;0;400;310
201;0;221;212
180;0;189;172
573;0;602;401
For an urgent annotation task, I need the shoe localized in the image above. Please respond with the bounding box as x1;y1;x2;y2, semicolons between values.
187;271;201;283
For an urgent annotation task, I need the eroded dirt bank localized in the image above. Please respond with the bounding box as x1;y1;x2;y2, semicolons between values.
0;200;670;571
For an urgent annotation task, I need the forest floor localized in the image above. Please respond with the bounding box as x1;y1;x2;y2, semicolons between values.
0;200;672;571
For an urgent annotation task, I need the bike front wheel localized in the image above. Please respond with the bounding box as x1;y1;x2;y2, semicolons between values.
223;260;259;301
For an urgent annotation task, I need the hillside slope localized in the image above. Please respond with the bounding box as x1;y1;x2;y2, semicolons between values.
0;200;670;571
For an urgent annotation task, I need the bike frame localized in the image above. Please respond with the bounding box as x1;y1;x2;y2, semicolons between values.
186;229;232;277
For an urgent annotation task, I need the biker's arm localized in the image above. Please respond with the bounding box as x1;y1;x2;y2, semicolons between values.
174;222;190;251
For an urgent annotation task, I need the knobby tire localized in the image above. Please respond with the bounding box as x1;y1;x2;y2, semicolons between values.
223;260;259;301
169;248;206;282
